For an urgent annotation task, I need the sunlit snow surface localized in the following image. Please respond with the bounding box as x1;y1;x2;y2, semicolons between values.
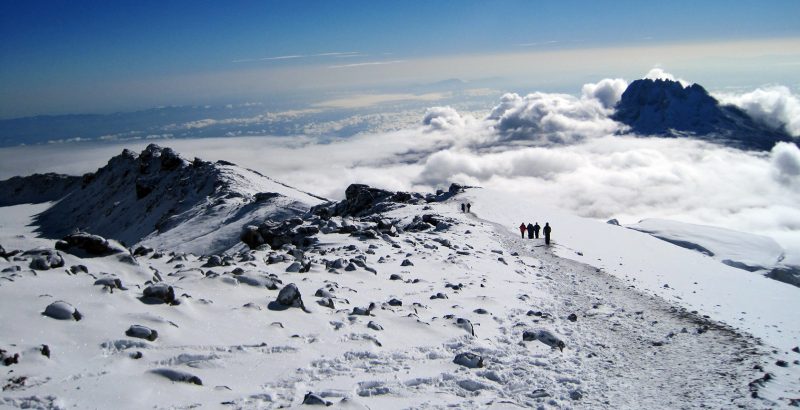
2;189;799;408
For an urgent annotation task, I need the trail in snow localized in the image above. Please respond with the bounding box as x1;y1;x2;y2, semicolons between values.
484;215;764;408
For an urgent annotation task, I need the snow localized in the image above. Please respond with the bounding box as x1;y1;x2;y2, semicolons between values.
1;181;798;407
629;218;786;271
466;188;800;352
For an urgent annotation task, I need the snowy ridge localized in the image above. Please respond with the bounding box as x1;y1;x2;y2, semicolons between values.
32;144;324;254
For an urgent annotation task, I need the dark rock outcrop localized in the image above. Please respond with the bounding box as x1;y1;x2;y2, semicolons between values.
613;78;794;150
55;232;127;257
241;218;320;250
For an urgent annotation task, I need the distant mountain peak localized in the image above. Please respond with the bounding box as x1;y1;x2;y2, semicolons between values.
612;78;794;150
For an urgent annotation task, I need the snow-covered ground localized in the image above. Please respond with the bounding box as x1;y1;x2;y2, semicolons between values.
2;186;798;408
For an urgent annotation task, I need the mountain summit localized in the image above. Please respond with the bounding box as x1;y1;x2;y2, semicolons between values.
612;78;793;150
30;144;324;253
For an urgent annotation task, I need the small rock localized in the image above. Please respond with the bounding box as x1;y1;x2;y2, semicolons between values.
40;344;50;358
272;283;306;310
453;352;484;368
286;262;303;273
150;368;202;385
776;360;789;368
387;298;402;306
569;390;583;400
126;325;159;341
43;301;82;321
302;392;332;406
473;308;489;315
367;321;383;331
401;259;414;267
389;274;403;280
344;262;357;272
567;313;578;322
140;283;177;305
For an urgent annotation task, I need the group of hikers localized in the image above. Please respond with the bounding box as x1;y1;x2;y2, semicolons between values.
460;203;472;213
520;222;552;245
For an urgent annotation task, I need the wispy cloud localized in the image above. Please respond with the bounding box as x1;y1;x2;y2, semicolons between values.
518;40;559;47
232;51;362;63
328;60;405;69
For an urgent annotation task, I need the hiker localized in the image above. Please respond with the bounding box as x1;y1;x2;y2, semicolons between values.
533;222;541;239
466;203;471;212
527;222;534;239
543;223;551;245
461;203;466;213
519;223;527;238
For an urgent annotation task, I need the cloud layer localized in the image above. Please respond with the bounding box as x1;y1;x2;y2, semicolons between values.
2;70;799;262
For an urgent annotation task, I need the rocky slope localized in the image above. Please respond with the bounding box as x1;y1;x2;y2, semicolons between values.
29;144;325;254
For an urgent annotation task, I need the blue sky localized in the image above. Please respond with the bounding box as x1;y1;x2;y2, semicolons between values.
1;0;799;118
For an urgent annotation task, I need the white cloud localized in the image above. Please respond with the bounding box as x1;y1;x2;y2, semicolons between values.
715;86;800;137
644;67;689;86
581;78;628;109
487;91;621;144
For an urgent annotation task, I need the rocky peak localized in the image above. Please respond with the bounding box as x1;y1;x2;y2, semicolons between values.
613;79;793;150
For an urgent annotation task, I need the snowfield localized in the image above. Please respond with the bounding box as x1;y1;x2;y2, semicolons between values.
2;177;799;408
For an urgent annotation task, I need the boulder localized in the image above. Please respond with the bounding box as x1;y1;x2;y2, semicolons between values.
43;301;82;321
55;232;127;257
126;325;158;341
453;352;484;368
140;283;177;305
27;250;64;270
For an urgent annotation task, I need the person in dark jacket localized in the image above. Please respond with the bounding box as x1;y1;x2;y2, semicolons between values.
461;203;466;212
466;203;471;212
519;223;527;238
533;222;541;239
543;223;551;245
526;223;534;239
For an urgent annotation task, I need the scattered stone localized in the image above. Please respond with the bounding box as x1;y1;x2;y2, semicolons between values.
473;308;489;315
351;302;376;316
569;390;583;400
387;298;402;307
776;360;789;368
792;346;799;354
606;219;620;226
530;389;550;399
456;318;475;336
286;262;303;273
1;349;19;366
523;329;565;352
69;265;88;274
126;325;159;341
344;262;357;272
203;255;224;267
133;246;154;256
28;250;64;270
430;292;448;300
43;301;82;321
150;368;203;385
317;298;335;309
40;344;50;358
1;265;20;273
567;313;578;322
401;259;414;267
367;321;383;331
302;392;332;406
269;283;307;312
94;276;127;291
389;274;403;281
140;283;177;305
453;352;484;368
